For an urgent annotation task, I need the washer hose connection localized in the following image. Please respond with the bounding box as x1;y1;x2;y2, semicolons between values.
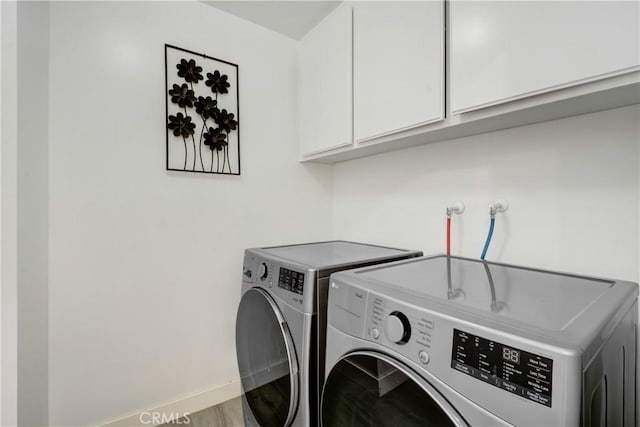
445;202;465;256
480;199;508;260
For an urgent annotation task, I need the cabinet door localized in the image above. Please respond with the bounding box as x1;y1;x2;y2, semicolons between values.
451;1;640;114
299;3;352;156
353;1;444;142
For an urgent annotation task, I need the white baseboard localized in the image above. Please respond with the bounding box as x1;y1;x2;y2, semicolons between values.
99;379;242;427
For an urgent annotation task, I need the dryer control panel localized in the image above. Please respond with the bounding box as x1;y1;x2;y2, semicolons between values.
278;267;305;295
451;329;553;407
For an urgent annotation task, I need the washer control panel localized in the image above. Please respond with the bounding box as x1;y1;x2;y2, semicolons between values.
365;295;435;367
451;329;553;407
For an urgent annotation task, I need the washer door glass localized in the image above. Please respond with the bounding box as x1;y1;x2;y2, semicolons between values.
322;352;465;427
235;288;298;427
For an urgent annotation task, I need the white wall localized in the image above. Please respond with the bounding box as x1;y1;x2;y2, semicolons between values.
333;105;640;283
17;2;49;426
48;2;332;426
1;1;19;425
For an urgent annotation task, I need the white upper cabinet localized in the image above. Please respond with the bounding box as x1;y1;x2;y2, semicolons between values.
299;3;352;156
298;0;639;163
353;1;444;142
451;1;640;114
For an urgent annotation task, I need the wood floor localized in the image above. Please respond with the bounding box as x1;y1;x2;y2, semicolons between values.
160;397;245;427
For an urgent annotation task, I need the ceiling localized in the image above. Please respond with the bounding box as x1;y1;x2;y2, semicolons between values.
204;1;342;40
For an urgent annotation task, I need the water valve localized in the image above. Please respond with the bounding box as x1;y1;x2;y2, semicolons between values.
489;199;509;216
446;201;465;217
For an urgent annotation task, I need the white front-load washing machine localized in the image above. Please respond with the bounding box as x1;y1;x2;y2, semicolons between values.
235;241;422;427
322;255;638;426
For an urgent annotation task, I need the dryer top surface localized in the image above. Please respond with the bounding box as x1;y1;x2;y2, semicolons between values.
258;241;417;270
352;255;634;332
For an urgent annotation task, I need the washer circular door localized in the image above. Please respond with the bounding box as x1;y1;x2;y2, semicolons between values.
321;351;467;427
236;288;299;426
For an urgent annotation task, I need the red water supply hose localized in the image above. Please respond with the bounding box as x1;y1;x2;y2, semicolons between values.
446;216;451;256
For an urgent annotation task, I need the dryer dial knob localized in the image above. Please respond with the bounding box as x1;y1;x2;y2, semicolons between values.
258;263;268;281
386;311;411;344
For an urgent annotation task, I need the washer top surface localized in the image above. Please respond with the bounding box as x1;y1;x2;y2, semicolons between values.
259;241;412;269
356;256;614;331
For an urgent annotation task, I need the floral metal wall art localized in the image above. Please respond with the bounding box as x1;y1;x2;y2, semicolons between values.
165;44;240;175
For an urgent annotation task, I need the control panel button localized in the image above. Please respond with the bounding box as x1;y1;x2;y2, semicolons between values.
372;328;380;340
385;311;411;344
258;263;268;281
418;350;430;365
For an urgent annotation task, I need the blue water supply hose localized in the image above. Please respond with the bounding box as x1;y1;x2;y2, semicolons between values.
480;217;495;260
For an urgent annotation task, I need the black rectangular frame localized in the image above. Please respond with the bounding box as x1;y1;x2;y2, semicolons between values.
164;43;241;175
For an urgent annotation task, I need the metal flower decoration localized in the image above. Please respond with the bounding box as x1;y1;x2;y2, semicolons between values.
194;96;219;120
167;113;196;138
176;58;203;83
165;45;239;175
205;70;230;94
215;109;238;133
168;83;196;108
203;127;227;151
